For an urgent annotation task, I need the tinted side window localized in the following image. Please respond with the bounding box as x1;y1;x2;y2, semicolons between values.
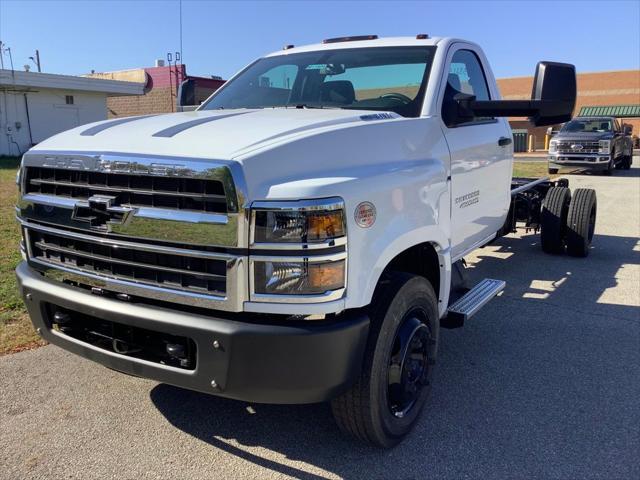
442;49;492;126
449;50;490;100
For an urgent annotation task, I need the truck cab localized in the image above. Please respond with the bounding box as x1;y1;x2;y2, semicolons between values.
15;35;584;447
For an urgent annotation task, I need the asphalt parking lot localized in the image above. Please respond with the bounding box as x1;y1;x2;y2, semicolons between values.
1;157;638;480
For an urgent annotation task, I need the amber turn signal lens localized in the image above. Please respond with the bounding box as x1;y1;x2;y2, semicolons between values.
308;261;345;291
308;211;345;241
253;259;345;295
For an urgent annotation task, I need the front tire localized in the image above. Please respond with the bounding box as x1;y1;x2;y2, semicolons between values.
331;272;439;448
622;155;632;170
548;168;559;175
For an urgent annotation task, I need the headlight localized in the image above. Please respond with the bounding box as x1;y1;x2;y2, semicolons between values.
253;258;345;295
250;198;347;299
599;140;611;154
251;198;346;244
549;140;558;153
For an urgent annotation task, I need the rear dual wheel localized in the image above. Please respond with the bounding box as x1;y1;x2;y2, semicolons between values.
541;187;571;254
566;188;597;257
540;187;597;256
331;272;438;448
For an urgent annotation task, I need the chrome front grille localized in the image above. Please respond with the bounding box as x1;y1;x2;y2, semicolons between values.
18;152;248;311
556;141;600;154
28;228;227;296
25;167;228;213
22;222;246;311
17;152;244;247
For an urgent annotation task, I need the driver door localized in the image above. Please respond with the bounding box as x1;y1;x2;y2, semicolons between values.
439;46;513;260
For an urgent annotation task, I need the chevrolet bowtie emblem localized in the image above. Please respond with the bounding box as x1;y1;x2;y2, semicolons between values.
71;195;135;231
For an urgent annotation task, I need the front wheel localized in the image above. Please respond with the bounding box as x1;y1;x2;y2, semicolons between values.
331;272;439;448
622;155;632;170
548;168;559;175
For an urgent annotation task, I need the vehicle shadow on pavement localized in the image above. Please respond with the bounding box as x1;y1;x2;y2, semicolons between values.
613;167;640;178
150;231;639;479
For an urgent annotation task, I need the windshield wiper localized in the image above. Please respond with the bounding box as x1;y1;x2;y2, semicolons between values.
264;104;340;110
289;104;342;110
293;104;324;109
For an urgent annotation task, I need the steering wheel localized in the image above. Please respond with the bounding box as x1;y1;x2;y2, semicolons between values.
380;92;412;104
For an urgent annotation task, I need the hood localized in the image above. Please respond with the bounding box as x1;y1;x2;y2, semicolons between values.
553;131;613;141
30;108;401;160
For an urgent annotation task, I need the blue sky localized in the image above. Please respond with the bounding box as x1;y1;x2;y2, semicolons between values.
0;0;638;79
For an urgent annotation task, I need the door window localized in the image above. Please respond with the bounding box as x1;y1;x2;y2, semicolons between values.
442;49;492;126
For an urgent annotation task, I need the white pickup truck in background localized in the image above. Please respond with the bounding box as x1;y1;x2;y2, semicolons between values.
15;35;596;447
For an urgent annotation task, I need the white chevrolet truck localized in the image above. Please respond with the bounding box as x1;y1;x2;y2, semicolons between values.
15;35;597;447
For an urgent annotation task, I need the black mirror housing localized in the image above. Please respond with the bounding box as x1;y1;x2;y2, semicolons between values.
529;61;577;125
177;79;196;109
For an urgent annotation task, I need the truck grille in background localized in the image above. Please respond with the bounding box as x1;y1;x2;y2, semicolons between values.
556;141;600;154
28;229;227;295
25;167;228;213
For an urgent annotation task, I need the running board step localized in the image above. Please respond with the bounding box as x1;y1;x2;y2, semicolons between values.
442;278;506;329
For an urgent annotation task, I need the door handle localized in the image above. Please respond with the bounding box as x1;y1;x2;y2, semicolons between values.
498;137;512;147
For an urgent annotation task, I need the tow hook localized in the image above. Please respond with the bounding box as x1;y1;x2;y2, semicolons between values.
166;343;192;368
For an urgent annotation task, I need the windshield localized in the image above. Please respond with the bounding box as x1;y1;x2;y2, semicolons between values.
200;47;436;118
561;119;613;133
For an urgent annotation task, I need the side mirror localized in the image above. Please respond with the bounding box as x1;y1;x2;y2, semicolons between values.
456;61;577;127
177;79;197;111
529;62;577;125
623;124;632;135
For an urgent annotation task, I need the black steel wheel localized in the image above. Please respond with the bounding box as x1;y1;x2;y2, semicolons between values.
331;272;438;448
566;188;597;257
541;187;571;254
387;309;433;419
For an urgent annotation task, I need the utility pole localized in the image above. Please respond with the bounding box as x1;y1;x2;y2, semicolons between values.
179;0;183;63
29;50;41;72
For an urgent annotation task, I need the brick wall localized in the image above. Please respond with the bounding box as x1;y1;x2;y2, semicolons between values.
87;65;224;118
497;70;640;148
107;85;173;117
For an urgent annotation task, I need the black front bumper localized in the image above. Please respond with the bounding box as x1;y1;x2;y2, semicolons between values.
16;262;369;404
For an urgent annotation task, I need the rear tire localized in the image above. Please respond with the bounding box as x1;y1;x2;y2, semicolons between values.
331;272;439;448
541;187;571;254
566;188;597;257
